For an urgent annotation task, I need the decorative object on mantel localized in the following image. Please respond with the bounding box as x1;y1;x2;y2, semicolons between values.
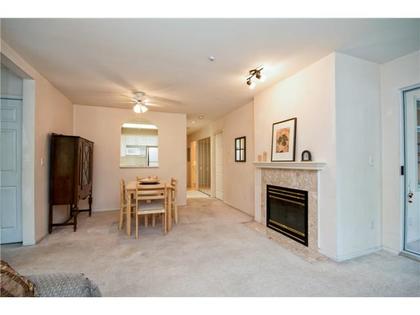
271;117;297;162
257;154;262;162
301;150;312;161
234;136;246;162
262;151;267;161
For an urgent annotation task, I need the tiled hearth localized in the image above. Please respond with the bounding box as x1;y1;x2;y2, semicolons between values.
253;162;326;257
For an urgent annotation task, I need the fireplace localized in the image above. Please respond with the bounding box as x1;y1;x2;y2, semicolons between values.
266;185;308;246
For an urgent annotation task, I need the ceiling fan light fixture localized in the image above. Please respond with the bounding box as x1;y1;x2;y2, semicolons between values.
133;103;148;114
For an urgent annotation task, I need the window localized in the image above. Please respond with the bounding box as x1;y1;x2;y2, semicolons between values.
235;136;246;162
120;123;159;168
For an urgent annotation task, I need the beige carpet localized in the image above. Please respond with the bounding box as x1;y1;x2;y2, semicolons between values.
1;198;420;296
187;190;210;198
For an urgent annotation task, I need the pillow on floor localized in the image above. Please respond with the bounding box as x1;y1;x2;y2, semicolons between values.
27;273;102;297
0;260;35;297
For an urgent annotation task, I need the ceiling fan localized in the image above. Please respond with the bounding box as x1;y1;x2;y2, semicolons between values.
126;91;182;114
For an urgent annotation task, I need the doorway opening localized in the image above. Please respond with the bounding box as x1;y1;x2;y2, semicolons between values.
197;137;211;196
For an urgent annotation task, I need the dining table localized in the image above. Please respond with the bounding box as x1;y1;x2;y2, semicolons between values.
125;181;173;236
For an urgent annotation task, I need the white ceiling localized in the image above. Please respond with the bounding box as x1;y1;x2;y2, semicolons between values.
1;18;419;133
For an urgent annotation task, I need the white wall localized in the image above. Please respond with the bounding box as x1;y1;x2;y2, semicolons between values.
1;40;74;243
187;102;255;216
253;54;338;259
335;53;382;260
380;51;420;253
73;105;187;211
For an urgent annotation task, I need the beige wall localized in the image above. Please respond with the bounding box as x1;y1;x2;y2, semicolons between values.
187;102;255;216
254;53;337;258
73;105;187;211
221;102;255;215
1;40;74;243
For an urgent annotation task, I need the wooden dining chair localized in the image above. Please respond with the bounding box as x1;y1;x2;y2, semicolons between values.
170;177;178;224
135;183;168;239
135;176;161;226
119;179;135;230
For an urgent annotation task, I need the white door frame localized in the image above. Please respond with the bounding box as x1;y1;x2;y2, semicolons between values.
402;84;420;258
1;54;36;245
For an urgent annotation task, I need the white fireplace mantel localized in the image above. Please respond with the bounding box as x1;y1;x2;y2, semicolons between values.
253;161;327;171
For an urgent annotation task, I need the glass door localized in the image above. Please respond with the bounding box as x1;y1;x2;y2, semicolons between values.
403;87;420;256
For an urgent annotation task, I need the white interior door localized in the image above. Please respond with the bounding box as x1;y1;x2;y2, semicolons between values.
215;133;224;200
1;98;23;244
403;87;420;255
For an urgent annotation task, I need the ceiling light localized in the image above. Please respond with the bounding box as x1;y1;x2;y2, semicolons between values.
208;56;215;61
246;66;265;88
133;103;148;114
198;114;205;120
247;79;256;90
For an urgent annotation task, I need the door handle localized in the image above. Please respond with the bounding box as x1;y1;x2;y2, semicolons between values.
408;191;415;203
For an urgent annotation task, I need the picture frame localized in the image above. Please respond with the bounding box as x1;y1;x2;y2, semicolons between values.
271;118;297;162
235;136;246;162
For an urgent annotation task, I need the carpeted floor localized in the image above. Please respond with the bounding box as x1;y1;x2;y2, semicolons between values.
1;198;420;296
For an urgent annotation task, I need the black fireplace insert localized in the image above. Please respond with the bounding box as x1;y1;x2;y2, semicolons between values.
266;185;308;246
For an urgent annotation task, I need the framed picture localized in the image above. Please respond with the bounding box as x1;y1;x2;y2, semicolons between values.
235;136;246;162
271;118;297;162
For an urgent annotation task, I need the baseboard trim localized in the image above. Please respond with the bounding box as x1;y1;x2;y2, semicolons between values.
382;245;401;255
222;200;254;218
335;246;382;262
92;208;119;212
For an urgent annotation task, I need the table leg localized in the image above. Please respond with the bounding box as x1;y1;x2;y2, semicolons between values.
127;191;131;236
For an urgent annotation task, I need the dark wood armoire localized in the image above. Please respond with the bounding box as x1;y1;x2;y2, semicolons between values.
49;134;94;233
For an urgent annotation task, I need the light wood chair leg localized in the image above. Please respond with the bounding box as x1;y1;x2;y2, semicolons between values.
135;213;139;239
174;205;178;224
163;213;167;234
119;206;124;230
152;214;156;227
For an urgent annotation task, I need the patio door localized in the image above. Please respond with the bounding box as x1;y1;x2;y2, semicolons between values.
403;87;420;256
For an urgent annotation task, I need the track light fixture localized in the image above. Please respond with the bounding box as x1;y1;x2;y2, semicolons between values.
246;66;264;89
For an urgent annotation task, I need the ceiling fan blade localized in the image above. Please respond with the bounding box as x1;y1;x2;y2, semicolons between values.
147;95;183;106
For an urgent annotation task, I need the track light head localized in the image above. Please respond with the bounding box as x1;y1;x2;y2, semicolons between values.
247;79;256;90
246;66;265;88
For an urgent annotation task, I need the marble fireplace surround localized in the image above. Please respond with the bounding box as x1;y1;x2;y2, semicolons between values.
254;162;326;253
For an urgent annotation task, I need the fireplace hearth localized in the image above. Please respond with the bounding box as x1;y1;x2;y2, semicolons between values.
266;185;308;246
